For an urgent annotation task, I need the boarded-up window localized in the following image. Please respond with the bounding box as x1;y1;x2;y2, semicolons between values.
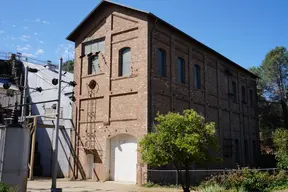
119;47;131;76
83;39;105;55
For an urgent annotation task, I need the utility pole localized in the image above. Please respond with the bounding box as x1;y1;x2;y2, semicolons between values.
51;58;63;192
22;66;28;125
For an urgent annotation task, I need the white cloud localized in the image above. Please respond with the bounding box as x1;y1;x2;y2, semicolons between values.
25;18;50;25
33;32;38;36
22;53;36;58
16;46;29;51
16;44;31;52
56;43;74;61
19;35;31;41
36;49;44;55
36;38;44;44
42;21;50;24
0;30;4;35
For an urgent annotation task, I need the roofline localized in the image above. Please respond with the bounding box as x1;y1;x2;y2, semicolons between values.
66;0;258;78
66;0;149;41
148;13;259;78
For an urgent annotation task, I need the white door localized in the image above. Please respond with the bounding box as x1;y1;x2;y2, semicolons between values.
110;134;137;183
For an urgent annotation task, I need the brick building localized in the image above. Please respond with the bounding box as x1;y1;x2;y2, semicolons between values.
67;0;259;184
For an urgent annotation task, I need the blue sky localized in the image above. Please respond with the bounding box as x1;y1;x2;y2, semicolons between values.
1;0;288;69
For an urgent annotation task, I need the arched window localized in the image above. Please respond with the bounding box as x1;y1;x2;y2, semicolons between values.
194;64;201;89
177;57;185;83
119;47;131;76
157;49;166;77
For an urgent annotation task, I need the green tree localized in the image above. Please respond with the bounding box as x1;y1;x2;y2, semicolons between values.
273;129;288;168
62;60;74;73
252;47;288;129
139;109;219;192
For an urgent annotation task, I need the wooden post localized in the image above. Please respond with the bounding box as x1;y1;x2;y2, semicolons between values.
29;117;37;180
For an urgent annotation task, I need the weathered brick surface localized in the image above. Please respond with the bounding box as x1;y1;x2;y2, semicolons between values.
70;1;259;184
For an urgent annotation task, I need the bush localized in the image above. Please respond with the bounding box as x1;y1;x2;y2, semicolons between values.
198;184;226;192
0;182;9;192
201;168;288;192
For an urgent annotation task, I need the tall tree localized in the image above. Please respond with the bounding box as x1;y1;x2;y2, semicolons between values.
139;110;219;192
62;60;74;73
273;128;288;168
251;46;288;129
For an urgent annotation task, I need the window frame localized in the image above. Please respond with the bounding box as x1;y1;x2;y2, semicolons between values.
119;47;131;77
194;64;201;89
88;54;99;75
157;48;166;77
177;57;185;83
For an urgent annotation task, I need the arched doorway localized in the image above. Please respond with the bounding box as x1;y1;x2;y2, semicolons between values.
110;134;137;183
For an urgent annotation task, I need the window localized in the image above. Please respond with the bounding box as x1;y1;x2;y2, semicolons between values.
249;89;254;107
177;57;185;83
194;64;201;89
88;55;99;75
83;39;105;55
157;49;166;77
223;139;233;158
235;139;240;164
241;86;246;103
232;81;237;102
119;47;131;76
244;139;249;165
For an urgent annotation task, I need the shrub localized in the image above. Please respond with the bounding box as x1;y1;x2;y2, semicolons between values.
201;168;288;192
198;184;226;192
0;182;9;192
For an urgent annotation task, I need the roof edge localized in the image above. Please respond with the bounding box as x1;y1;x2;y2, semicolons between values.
66;0;258;78
148;13;258;78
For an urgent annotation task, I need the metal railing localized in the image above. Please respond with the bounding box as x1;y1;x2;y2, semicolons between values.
144;168;287;187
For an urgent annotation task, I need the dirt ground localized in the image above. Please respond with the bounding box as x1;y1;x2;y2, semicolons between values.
27;179;182;192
